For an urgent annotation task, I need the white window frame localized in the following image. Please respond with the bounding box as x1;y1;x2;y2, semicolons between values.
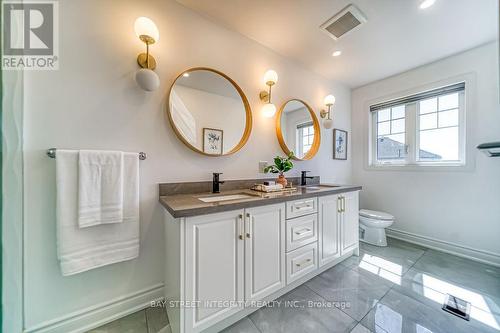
367;79;471;170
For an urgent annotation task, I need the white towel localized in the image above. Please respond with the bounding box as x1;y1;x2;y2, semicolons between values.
78;150;124;228
56;150;140;276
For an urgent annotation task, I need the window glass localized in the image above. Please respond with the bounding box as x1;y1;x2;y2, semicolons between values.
418;94;460;162
376;105;407;161
419;98;437;114
378;121;390;136
391;106;405;119
419;127;459;161
378;109;391;122
420;113;437;130
438;93;458;110
391;118;405;133
297;124;314;157
438;109;459;127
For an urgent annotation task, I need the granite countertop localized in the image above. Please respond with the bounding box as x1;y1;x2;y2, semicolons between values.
159;184;362;218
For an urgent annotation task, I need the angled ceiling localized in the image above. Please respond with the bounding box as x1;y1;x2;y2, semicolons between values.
176;0;497;88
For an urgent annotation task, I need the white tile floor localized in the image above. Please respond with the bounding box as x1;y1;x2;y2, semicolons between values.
89;238;500;333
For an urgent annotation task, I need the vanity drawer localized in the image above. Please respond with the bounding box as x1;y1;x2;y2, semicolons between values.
286;197;317;219
286;214;318;252
286;242;318;285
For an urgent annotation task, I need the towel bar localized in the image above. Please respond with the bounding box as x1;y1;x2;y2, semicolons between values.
46;148;147;160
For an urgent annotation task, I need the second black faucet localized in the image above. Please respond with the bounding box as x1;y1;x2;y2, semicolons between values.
212;173;225;193
301;171;314;186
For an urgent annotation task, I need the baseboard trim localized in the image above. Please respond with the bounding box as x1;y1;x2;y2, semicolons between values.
24;283;164;333
387;228;500;267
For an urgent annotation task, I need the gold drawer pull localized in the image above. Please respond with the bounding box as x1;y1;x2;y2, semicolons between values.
238;214;244;240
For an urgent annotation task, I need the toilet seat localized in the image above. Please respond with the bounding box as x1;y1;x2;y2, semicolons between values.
359;209;393;221
359;215;394;228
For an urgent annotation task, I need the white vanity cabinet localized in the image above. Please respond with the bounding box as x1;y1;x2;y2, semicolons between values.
184;210;245;332
318;192;360;267
244;204;286;301
318;194;341;267
163;190;359;333
175;204;286;333
341;191;360;254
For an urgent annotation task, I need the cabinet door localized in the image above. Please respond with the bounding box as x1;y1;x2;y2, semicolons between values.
318;195;341;267
185;210;244;333
245;203;286;301
341;191;359;254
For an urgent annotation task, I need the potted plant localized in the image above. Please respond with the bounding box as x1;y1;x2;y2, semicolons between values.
264;152;294;187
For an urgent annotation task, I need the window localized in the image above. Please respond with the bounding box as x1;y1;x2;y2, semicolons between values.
417;93;460;161
370;82;465;166
297;122;314;158
376;105;407;161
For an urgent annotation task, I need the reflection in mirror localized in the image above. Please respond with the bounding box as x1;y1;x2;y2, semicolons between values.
279;100;320;160
168;68;251;156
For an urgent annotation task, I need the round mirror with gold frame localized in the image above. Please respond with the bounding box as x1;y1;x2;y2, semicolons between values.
167;67;252;156
276;99;321;160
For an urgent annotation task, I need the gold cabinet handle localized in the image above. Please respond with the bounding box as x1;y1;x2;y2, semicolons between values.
238;214;244;240
337;196;342;213
296;258;312;267
246;213;251;238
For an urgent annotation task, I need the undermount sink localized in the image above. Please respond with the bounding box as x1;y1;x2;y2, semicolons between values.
197;193;256;203
304;185;341;191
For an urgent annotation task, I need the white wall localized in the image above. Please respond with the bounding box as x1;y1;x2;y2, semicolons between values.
21;0;351;331
352;42;500;262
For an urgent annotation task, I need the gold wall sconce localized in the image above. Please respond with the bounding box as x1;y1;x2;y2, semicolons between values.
134;17;160;92
259;69;278;118
320;94;335;129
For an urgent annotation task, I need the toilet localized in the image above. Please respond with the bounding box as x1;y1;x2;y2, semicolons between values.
359;209;394;247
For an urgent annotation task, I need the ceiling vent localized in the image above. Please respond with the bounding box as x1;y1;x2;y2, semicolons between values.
320;4;367;40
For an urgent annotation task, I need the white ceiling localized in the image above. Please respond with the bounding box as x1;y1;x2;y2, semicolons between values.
176;0;497;88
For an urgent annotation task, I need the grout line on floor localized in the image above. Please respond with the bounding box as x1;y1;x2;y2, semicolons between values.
352;240;429;328
247;313;264;333
303;278;362;323
144;309;150;333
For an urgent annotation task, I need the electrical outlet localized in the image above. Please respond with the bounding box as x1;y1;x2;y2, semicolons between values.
259;161;268;173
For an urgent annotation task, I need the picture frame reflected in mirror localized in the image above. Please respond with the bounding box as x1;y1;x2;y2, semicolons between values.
203;128;223;155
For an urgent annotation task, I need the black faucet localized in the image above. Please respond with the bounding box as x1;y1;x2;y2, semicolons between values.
212;173;225;193
301;171;314;186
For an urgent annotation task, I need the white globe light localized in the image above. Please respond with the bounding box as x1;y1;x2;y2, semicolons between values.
263;70;278;85
135;68;160;92
324;94;336;106
323;118;333;129
262;103;277;118
419;0;435;9
135;17;159;43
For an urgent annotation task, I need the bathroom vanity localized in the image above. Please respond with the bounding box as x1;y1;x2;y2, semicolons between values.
160;179;361;333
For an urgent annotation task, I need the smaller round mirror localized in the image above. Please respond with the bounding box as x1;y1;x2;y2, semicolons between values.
277;99;321;160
